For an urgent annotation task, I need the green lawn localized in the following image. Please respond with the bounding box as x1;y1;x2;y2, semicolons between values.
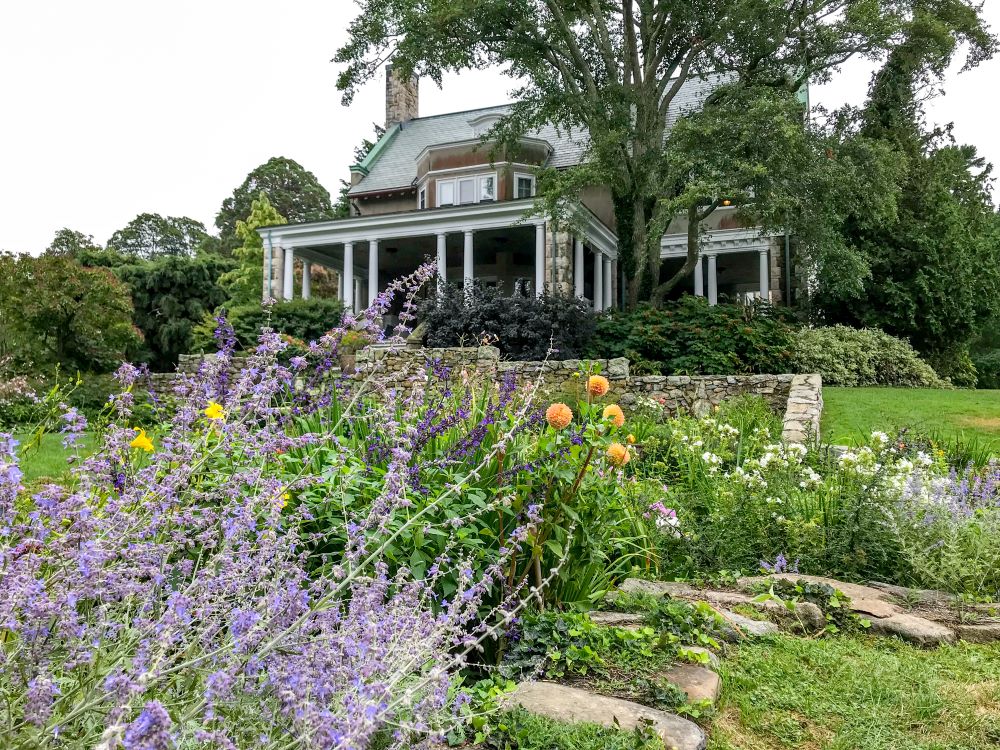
16;431;96;485
822;387;1000;451
711;634;1000;750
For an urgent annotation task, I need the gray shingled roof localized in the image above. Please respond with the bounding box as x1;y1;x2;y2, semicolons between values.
349;74;726;196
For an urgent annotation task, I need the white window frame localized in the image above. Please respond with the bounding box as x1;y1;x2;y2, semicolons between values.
418;187;427;209
435;171;499;208
513;172;536;200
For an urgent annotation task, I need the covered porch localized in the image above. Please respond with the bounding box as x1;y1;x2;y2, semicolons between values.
259;199;620;315
660;227;784;305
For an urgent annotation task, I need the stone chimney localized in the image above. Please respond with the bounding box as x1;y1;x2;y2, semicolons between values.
385;64;419;128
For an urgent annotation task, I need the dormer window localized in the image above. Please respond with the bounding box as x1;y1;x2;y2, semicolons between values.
514;173;535;199
468;112;503;137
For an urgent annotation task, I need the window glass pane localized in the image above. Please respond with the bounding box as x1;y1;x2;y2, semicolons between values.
439;181;454;206
459;178;476;204
516;176;534;199
480;175;495;201
419;189;426;209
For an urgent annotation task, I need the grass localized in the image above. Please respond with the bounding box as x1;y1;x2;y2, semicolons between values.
710;634;1000;750
822;387;1000;452
16;431;96;484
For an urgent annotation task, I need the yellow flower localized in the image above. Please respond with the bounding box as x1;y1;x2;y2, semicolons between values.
602;404;625;428
607;442;631;467
545;402;574;430
130;428;154;453
587;375;610;397
204;401;225;420
626;434;636;444
281;491;291;509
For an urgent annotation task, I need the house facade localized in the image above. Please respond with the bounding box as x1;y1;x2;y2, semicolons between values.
258;68;794;318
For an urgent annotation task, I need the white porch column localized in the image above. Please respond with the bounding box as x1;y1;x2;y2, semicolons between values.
758;248;770;302
706;253;718;306
343;242;355;312
301;261;311;300
463;230;474;293
436;232;447;295
282;246;294;301
593;252;604;312
694;256;704;297
367;239;379;306
602;257;613;311
534;222;545;297
574;238;585;298
354;277;364;313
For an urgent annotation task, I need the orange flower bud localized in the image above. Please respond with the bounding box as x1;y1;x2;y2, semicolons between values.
587;375;610;397
545;402;573;430
602;404;625;428
607;442;630;467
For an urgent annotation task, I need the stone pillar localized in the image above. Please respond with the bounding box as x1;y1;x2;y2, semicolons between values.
602;256;612;311
463;230;474;293
270;246;284;300
301;261;311;300
758;248;769;302
343;242;355;312
262;240;272;300
706;253;718;306
593;252;604;312
535;222;546;296
282;246;294;301
694;256;704;297
368;239;379;306
574;238;585;298
437;232;447;296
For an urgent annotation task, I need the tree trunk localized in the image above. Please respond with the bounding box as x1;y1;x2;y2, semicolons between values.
650;204;702;307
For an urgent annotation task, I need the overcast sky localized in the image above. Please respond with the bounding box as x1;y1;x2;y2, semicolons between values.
2;1;997;255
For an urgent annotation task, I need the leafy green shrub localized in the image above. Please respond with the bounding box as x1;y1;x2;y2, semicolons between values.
792;325;948;387
587;297;797;375
421;283;596;359
192;297;345;351
971;348;1000;389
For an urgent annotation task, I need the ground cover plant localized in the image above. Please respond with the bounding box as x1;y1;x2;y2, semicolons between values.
823;386;1000;454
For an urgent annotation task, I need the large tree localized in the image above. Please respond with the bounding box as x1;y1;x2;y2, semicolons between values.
815;4;1000;379
216;157;335;252
44;228;102;257
336;0;993;306
107;213;210;259
0;254;141;373
115;255;235;371
219;192;287;305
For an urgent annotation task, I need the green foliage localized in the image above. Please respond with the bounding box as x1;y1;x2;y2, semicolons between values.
114;255;235;370
421;283;597;360
106;212;209;259
215;157;334;252
219;192;287;305
482;708;662;750
792;325;948;387
815;9;1000;373
972;349;1000;390
191;298;344;352
44;228;102;257
587;298;796;375
0;253;141;374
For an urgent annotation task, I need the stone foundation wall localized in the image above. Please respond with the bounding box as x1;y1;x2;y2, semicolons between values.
356;345;820;434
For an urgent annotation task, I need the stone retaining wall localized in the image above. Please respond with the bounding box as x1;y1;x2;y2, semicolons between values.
357;345;822;440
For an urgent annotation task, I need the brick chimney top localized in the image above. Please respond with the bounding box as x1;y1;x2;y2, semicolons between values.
385;64;419;128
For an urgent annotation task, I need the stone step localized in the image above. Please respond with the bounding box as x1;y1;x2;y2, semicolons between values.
738;574;901;618
508;681;706;750
954;622;1000;644
869;613;956;647
587;611;647;629
712;607;780;638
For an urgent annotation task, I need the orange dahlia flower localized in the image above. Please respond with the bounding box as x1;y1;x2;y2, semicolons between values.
545;402;573;430
607;442;630;467
602;404;625;428
587;375;610;397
